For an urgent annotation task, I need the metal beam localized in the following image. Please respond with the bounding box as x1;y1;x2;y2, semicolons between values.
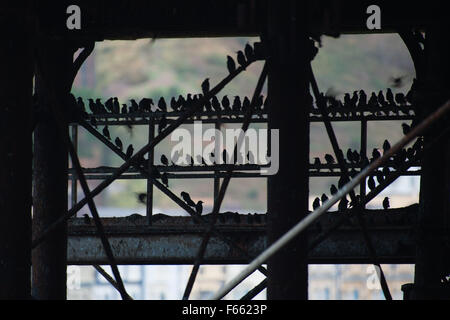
67;207;418;265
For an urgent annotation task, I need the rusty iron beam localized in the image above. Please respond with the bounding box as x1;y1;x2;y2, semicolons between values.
66;207;417;265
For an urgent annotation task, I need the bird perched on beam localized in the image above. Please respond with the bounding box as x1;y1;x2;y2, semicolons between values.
227;55;236;74
201;78;210;95
324;154;335;172
102;125;111;140
221;95;231;112
237;50;247;69
161;155;169;166
244;43;254;62
383;140;391;154
157;97;167;112
312;197;321;210
195;201;203;216
368;175;376;192
330;184;338;195
382;197;390;210
181;191;196;207
125;144;134;159
313;157;321;172
321;193;329;204
402;123;411;135
115;137;123;151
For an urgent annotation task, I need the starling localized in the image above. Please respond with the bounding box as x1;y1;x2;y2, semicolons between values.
368;92;378;107
413;137;423;154
372;148;381;161
349;195;361;208
96;98;107;114
352;150;360;165
375;170;384;184
338;196;349;211
330;184;338;195
358;90;367;107
113;97;120;114
382;197;390;210
313;157;321;172
321;193;329;204
386;88;394;105
237;50;247;69
161;172;169;187
139;98;153;113
377;90;386;106
88;98;97;114
402;123;411;135
382;166;390;178
324;154;335;164
130;99;139;113
105;97;114;112
244;43;254;61
312;197;321;210
102;125;111;140
83;213;90;225
395;93;406;106
181;191;196;207
350;91;358;107
195;200;203;215
346;148;354;163
226;55;236;74
406;147;415;162
125;144;134;159
115;137;123;151
344;93;351;108
221;95;231;111
158;97;167;112
232;96;241;111
137;193;147;204
368;175;376;191
242;96;251;113
201;78;210;95
121;104;128;114
77;97;86;113
161;155;169;166
383;140;391;153
338;175;350;189
211;96;221;112
170;97;178;111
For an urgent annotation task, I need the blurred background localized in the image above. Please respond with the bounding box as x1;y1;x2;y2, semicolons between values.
68;34;417;300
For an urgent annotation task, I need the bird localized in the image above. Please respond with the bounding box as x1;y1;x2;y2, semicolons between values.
121;103;128;114
115;137;123;151
395;93;407;106
324;154;335;172
77;97;86;113
105;97;114;112
368;175;376;191
321;193;329;204
375;170;384;184
313;157;321;172
181;191;196;207
221;95;231;111
130;99;139;113
125;144;134;159
377;90;386;106
368;92;378;107
244;43;254;62
161;155;169;166
372;148;381;161
195;201;203;215
382;166;390;178
232;96;241;112
402;123;411;135
330;184;338;195
88;98;97;114
346;148;354;163
338;196;349;211
382;197;390;210
312;197;321;210
383;140;391;153
113;97;120;114
237;50;247;69
161;172;169;187
386;88;395;105
90;117;98;128
83;213;90;225
358;90;367;107
157;97;167;112
226;55;236;74
211;96;221;112
242;96;251;113
201;78;210;95
137;193;147;205
102;125;111;140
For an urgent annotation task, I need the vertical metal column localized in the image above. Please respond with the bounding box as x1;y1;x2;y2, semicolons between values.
266;0;310;299
408;24;450;299
0;9;34;299
71;125;78;208
147;117;155;224
360;120;367;206
32;40;72;299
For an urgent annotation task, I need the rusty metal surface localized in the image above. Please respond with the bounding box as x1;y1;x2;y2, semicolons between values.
68;205;417;265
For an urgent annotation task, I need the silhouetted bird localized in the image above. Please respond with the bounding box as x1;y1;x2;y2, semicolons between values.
358;90;367;107
77;97;86;112
386;88;394;105
312;197;321;210
115;137;123;151
372;148;381;161
352;150;360;165
347;148;354;163
121;104;128;114
158;97;167;112
201;78;210;95
325;154;335;172
232;96;241;111
170;97;178;111
330;184;338;195
349;195;361;208
368;92;378;107
137;193;147;204
368;175;376;191
237;50;247;69
221;95;231;111
102;125;111;140
406;147;415;162
244;43;254;62
161;155;169;166
83;213;90;225
227;55;236;74
212;96;221;112
181;191;196;207
378;90;386;106
88;98;97;114
242;97;251;113
383;140;391;153
96;98;107;114
161;172;169;187
105;97;113;112
113;97;120;114
382;197;390;210
402;123;411;135
125;144;134;159
395;93;406;106
130;99;139;113
338;175;349;189
338;196;349;211
413;137;423;154
375;170;384;184
321;193;329;204
195;201;203;215
313;157;321;172
139;98;153;113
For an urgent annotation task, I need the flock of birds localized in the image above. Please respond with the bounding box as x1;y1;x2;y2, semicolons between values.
313;88;415;117
311;132;424;212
